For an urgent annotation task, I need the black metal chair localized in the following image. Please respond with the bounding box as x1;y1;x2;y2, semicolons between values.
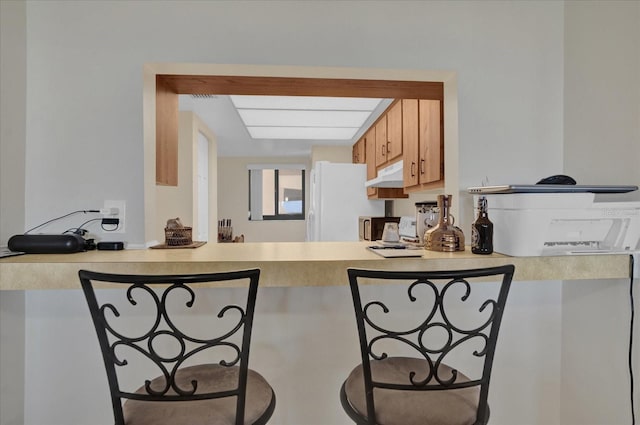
340;265;515;425
79;268;275;425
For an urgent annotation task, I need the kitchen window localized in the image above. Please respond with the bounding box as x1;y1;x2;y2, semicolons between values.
248;165;305;221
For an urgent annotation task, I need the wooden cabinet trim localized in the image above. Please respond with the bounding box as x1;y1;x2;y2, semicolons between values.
157;75;444;99
156;76;178;186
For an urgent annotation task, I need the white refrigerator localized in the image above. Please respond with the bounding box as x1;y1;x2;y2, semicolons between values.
306;161;385;241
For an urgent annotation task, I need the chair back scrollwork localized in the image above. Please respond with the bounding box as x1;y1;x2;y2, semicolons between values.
79;269;263;425
346;265;514;424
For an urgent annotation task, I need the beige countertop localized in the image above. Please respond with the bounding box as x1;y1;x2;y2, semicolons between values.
0;241;632;290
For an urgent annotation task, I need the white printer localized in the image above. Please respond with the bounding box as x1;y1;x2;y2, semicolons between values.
476;192;640;257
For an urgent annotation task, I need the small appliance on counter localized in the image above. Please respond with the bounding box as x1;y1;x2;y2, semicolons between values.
7;233;89;254
475;192;640;256
359;216;402;241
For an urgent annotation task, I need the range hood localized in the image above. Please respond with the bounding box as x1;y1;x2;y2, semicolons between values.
365;160;404;188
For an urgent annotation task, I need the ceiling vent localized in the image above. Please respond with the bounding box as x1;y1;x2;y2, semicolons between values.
191;94;218;99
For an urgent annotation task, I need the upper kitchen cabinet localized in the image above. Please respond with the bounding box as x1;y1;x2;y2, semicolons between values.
402;99;443;192
374;115;387;166
386;100;403;163
364;127;407;199
418;99;443;186
374;100;403;168
352;137;365;164
402;99;419;186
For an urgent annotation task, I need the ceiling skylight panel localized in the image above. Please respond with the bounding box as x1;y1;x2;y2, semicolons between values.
230;95;382;111
247;126;359;140
237;109;371;128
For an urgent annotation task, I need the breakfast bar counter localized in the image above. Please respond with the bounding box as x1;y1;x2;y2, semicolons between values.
0;241;632;290
1;241;636;425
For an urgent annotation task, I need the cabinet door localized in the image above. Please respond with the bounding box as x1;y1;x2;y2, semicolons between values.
375;117;387;167
402;99;419;187
419;99;442;184
386;100;403;162
352;137;365;164
358;138;366;163
365;128;378;197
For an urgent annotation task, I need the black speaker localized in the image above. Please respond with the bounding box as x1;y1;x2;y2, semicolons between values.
8;234;87;254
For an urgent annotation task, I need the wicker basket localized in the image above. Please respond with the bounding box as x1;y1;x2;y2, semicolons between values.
164;226;193;246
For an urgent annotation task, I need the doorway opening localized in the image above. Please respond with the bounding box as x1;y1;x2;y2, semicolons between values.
143;64;459;244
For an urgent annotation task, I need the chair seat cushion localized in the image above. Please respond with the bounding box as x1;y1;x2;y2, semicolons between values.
123;364;274;425
344;357;481;425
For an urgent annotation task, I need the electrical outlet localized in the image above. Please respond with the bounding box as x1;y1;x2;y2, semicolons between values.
103;200;126;233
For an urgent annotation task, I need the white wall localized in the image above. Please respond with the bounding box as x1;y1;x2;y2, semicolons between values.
0;0;26;244
0;2;26;424
310;145;352;164
17;3;565;422
0;291;24;425
561;2;640;424
1;1;638;424
19;0;565;245
564;1;640;195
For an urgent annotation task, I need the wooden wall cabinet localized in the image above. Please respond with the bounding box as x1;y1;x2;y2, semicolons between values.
353;97;449;200
402;99;443;192
385;100;403;163
374;116;387;166
418;99;443;185
363;127;407;199
352;137;365;164
402;99;419;187
374;100;403;168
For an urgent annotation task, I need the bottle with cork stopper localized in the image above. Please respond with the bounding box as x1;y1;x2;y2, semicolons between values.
471;196;493;255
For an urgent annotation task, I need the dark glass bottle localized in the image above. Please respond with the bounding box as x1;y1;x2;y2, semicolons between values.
471;196;493;255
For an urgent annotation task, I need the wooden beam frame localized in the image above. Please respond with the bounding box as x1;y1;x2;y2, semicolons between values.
157;75;444;98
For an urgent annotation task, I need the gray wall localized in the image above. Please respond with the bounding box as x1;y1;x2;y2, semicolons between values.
17;0;566;243
564;1;640;191
0;2;26;425
561;2;640;423
0;0;26;243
